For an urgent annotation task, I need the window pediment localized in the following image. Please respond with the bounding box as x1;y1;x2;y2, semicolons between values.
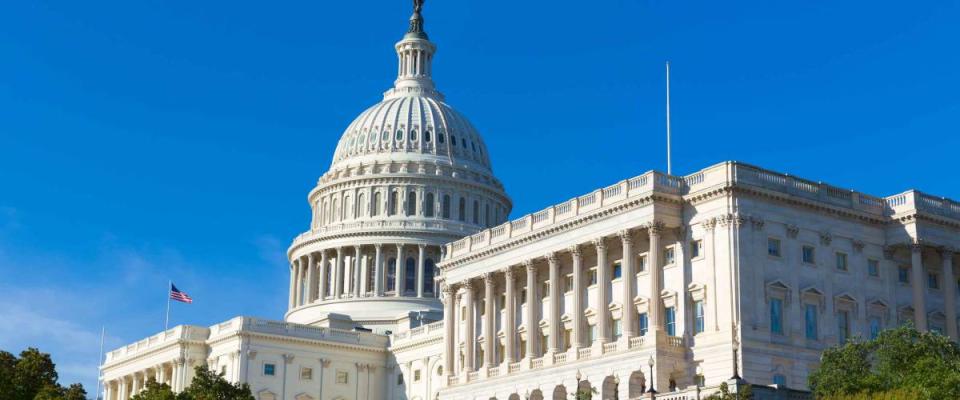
765;280;791;305
688;283;707;302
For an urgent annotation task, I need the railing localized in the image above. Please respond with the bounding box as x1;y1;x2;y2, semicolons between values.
508;362;521;374
603;342;619;354
488;366;500;377
531;357;544;369
447;375;459;385
467;371;479;382
667;336;684;348
578;347;592;359
553;352;567;364
629;336;644;349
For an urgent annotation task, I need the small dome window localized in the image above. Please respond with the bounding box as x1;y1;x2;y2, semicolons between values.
461;138;467;148
396;129;404;141
425;129;432;142
382;130;389;141
450;135;457;146
470;141;476;152
438;133;445;144
369;131;376;142
411;129;418;141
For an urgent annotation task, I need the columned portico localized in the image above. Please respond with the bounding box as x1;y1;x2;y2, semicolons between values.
504;267;518;364
525;260;539;359
910;243;927;331
547;253;561;354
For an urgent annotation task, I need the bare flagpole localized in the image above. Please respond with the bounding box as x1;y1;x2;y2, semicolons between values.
95;326;104;400
164;280;171;330
666;61;672;175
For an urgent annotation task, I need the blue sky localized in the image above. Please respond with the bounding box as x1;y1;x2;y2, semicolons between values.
1;0;958;394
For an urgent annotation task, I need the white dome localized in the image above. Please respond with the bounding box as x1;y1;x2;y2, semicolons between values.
330;95;492;172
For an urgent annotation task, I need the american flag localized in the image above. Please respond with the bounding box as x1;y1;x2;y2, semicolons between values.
169;284;193;304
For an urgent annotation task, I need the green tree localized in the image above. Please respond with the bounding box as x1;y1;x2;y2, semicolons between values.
808;325;960;400
0;347;86;400
705;382;752;400
130;380;176;400
62;384;87;400
0;351;18;400
178;366;254;400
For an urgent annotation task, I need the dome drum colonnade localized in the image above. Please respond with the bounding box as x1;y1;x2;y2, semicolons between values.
285;0;511;326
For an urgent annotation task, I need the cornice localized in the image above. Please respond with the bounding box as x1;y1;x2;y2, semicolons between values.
101;339;207;370
309;171;511;206
388;334;444;352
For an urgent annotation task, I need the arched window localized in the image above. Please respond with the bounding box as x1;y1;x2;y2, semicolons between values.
332;198;340;222
462;138;467;148
425;129;432;143
320;200;328;225
386;258;397;293
396;129;404;141
442;195;451;219
343;195;352;220
357;193;365;218
405;257;416;295
458;198;466;222
407;191;417;217
382;130;389;141
472;200;479;224
438;132;445;144
425;193;435;217
390;191;399;216
485;203;491;227
450;135;457;147
411;129;418;141
424;258;436;295
373;192;382;216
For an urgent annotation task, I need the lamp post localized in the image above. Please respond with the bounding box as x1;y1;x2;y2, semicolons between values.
646;356;657;394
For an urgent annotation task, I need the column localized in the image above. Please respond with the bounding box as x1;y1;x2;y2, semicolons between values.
620;230;637;338
504;267;517;364
483;273;495;367
571;245;586;348
117;379;126;400
335;247;344;298
374;244;384;296
443;284;456;376
396;244;405;297
305;253;316;303
648;223;664;332
463;281;476;373
318;251;328;300
911;243;927;331
547;253;561;353
293;258;302;307
288;261;296;308
595;237;610;343
354;245;362;297
417;244;426;297
103;381;111;400
360;251;369;297
525;260;539;358
943;248;957;341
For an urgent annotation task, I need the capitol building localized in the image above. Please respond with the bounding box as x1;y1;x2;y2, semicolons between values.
99;4;960;400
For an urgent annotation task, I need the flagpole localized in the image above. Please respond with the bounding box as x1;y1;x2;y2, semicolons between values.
165;280;171;331
666;61;672;175
95;326;104;400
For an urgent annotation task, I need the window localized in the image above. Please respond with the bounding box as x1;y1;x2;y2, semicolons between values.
770;298;784;335
458;198;466;222
612;262;622;279
836;252;848;271
413;369;421;382
472;200;479;224
564;275;574;292
805;304;818;340
664;247;676;265
691;240;703;258
389;191;399;216
773;374;787;387
898;266;910;283
928;272;939;289
336;370;349;384
300;367;313;381
425;129;432;142
520;289;527;303
665;307;676;336
373;192;382;216
386;258;397;293
395;129;403;141
694;300;705;334
542;281;550;298
869;317;882;339
263;363;276;376
588;269;598;285
405;257;416;294
768;238;782;257
696;374;706;388
588;324;597;343
838;311;850;343
382;130;389;141
425;193;435;217
411;129;418;141
638;255;647;273
639;313;649;336
424;259;436;294
802;246;815;264
442;195;451;219
868;259;880;277
221;366;227;376
397;372;404;385
613;319;623;339
406;191;417;216
438;132;445;144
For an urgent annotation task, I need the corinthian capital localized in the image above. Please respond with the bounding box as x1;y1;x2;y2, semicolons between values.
618;229;634;245
545;252;558;264
592;237;607;251
569;244;582;258
524;260;537;273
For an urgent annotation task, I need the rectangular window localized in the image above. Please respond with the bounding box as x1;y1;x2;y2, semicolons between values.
613;319;623;339
664;247;676;265
802;246;815;264
899;266;910;283
928;272;939;289
589;269;598;285
868;259;880;277
691;240;703;258
869;317;882;339
563;329;572;350
588;324;597;343
542;281;550;298
301;367;313;381
263;363;276;376
838;311;850;343
805;304;818;340
773;374;787;387
770;299;784;335
694;301;705;334
612;262;622;279
520;289;527;303
564;275;574;292
336;370;349;384
639;313;649;336
414;369;421;382
638;255;647;273
836;252;848;271
665;307;676;336
768;238;782;257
